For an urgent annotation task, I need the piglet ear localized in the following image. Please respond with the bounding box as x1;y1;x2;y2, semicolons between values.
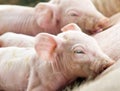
35;3;56;30
35;33;57;61
35;3;53;27
61;23;82;32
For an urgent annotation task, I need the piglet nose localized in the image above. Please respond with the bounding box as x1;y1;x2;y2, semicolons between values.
100;60;115;72
89;28;103;35
96;59;115;74
95;18;110;32
90;59;115;76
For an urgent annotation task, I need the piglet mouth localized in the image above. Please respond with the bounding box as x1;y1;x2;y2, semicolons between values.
90;60;115;75
95;29;103;33
87;28;103;35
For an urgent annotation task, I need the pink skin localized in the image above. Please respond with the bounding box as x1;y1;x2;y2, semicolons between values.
0;0;109;35
94;21;120;61
0;24;113;91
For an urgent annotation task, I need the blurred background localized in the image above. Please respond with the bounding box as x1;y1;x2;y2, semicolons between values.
0;0;49;6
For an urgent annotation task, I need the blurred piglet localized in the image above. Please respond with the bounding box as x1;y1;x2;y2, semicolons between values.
91;0;120;17
0;24;114;91
0;0;109;35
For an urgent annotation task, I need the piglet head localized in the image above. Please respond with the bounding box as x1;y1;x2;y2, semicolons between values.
55;0;109;34
34;0;109;35
58;23;114;78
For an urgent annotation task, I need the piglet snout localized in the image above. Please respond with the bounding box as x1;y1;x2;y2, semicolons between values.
95;18;109;32
90;59;115;75
99;60;115;73
89;29;103;35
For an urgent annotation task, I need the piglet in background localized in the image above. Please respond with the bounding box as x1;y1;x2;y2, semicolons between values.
0;0;109;35
0;24;114;91
91;0;120;17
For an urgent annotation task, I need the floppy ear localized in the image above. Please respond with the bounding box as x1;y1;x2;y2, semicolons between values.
61;23;82;32
34;33;58;61
35;3;57;29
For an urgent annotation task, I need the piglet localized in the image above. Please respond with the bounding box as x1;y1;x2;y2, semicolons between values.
91;0;120;17
0;24;114;91
0;0;109;35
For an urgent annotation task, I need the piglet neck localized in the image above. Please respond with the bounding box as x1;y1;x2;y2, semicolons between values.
48;72;76;91
13;8;40;36
49;60;77;90
13;9;47;36
21;12;41;36
34;56;76;91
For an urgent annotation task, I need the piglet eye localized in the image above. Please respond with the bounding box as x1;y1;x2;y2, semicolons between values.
67;10;79;17
74;50;85;54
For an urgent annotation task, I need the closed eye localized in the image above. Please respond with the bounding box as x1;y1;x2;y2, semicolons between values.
74;50;85;54
66;9;79;17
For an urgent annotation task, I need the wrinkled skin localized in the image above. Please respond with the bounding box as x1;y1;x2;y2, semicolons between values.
92;0;120;17
0;24;113;91
0;0;109;35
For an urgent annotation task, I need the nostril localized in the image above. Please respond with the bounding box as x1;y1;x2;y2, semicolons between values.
105;60;115;67
87;29;102;35
95;18;110;31
92;60;115;75
100;60;115;73
101;64;109;72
